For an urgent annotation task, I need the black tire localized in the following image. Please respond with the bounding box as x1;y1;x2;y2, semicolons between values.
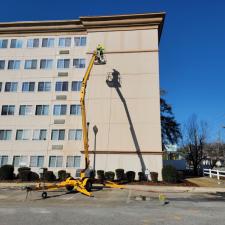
85;180;92;192
41;192;47;199
66;185;74;192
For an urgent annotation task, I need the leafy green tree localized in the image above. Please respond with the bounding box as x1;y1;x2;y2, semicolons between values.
160;91;182;150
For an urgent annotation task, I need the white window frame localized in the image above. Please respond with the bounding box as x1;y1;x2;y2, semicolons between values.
0;156;8;166
66;156;81;168
24;60;37;69
19;105;33;116
0;130;12;140
13;155;28;167
30;156;44;167
49;156;63;168
57;59;70;69
0;39;8;48
73;58;85;68
32;129;47;140
40;59;53;69
68;129;82;140
35;105;49;115
38;82;51;92
27;38;39;48
58;37;71;47
4;82;18;92
16;129;31;140
8;60;20;70
51;129;65;140
10;39;23;48
1;105;15;115
74;37;87;46
42;38;54;48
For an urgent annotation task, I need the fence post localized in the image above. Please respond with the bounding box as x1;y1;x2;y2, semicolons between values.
217;170;220;180
209;169;212;178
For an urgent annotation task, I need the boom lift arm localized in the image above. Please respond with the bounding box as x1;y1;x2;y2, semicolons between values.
80;51;97;172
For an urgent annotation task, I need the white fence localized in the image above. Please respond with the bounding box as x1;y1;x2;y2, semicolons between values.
203;169;225;180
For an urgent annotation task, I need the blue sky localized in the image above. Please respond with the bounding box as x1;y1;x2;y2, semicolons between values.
1;0;225;141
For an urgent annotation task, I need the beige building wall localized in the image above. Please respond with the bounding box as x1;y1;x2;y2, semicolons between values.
0;12;165;179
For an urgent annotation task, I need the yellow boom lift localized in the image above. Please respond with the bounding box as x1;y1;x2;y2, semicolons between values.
25;47;123;199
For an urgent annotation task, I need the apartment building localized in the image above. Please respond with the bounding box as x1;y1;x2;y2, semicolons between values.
0;12;165;179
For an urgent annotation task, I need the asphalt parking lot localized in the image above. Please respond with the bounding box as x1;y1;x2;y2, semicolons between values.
0;185;225;225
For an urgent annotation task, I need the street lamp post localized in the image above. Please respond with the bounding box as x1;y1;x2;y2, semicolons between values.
93;125;98;171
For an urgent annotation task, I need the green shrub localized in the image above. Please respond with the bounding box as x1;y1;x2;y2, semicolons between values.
126;171;136;182
43;171;56;181
29;172;39;181
105;171;115;181
66;173;71;178
18;170;39;181
150;172;158;182
162;165;178;183
97;170;105;180
0;165;14;180
58;170;67;181
89;170;96;179
18;167;31;173
115;169;124;181
138;172;146;181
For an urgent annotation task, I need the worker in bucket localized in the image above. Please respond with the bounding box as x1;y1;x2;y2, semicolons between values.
96;44;105;62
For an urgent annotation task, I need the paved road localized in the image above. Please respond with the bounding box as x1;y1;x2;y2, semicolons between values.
0;186;225;225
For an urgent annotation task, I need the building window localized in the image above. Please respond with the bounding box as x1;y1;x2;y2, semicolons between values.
0;156;8;166
16;129;31;140
68;129;82;140
40;59;53;69
55;81;68;91
0;60;5;70
13;156;28;167
8;60;20;70
35;105;49;115
53;105;67;115
49;156;63;167
70;105;81;115
24;60;37;69
57;59;70;69
73;58;85;68
66;156;81;168
71;81;82;91
30;156;44;167
51;129;65;140
38;82;51;92
10;39;23;48
27;39;39;48
42;38;54;47
0;82;2;92
74;37;86;46
1;105;15;115
5;82;18;92
22;82;35;92
19;105;33;116
32;129;47;140
58;38;71;47
0;130;12;140
0;39;8;48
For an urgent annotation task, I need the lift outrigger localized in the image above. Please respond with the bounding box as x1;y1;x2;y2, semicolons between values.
25;47;123;199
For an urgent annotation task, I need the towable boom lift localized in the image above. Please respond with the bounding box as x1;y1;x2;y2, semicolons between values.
25;48;123;199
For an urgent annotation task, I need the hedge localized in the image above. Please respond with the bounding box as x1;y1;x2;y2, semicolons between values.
0;165;14;180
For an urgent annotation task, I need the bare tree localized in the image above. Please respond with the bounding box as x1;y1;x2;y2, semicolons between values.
181;115;208;175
